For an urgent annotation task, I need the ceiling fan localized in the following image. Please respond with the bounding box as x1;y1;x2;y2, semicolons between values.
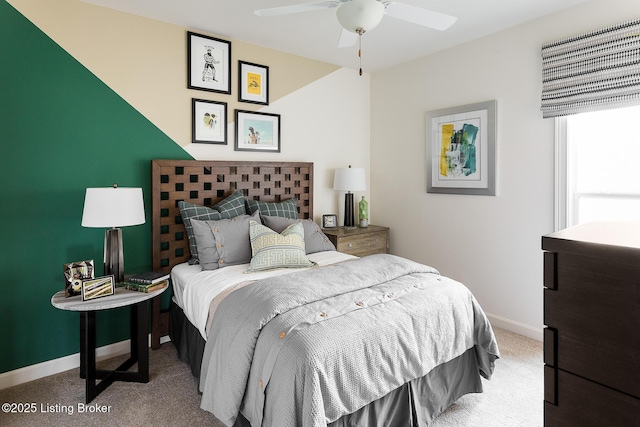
255;0;457;73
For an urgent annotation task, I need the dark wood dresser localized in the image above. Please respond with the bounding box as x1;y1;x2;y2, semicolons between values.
542;222;640;426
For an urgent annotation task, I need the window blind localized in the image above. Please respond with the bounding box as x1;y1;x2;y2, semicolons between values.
541;19;640;118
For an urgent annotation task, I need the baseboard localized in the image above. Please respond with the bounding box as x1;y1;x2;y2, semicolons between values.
486;313;543;342
0;334;171;391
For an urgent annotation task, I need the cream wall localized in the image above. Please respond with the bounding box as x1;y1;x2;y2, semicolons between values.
370;0;640;340
8;0;370;224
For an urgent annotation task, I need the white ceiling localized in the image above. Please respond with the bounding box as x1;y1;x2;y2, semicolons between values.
82;0;592;73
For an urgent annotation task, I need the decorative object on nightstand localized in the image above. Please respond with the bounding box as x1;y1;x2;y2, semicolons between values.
322;225;389;257
63;259;94;298
333;165;366;229
359;196;369;228
81;185;145;284
322;214;338;229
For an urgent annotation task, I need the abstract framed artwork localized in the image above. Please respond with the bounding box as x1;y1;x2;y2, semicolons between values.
187;31;231;94
238;61;269;105
81;275;115;301
235;110;281;152
426;100;496;195
192;98;227;144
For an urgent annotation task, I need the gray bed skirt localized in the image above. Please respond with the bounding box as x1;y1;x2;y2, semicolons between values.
169;300;484;426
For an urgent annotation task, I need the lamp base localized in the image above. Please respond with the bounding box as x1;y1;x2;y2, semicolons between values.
104;228;124;284
343;192;355;228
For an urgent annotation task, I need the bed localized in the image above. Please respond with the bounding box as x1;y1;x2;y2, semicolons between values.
150;159;499;427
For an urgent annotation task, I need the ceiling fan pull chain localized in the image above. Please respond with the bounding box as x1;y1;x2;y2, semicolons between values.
357;28;364;76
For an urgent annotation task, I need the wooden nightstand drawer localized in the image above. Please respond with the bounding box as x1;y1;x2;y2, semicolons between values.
323;225;389;257
335;231;386;256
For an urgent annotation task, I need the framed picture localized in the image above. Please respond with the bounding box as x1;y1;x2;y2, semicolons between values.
322;214;338;229
187;31;231;94
192;99;227;144
426;100;496;196
63;259;94;298
235;110;281;152
81;275;115;301
238;61;269;105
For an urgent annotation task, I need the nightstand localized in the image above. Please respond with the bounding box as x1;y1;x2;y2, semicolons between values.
322;225;389;257
51;284;167;403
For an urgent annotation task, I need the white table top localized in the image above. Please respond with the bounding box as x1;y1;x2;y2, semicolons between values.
51;284;167;312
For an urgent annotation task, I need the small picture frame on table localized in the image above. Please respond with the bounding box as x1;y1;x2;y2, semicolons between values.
322;214;338;229
81;275;115;301
192;98;227;144
238;61;269;105
63;259;94;298
187;31;231;94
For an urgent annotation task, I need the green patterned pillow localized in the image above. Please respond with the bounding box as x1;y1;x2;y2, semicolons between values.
178;190;247;264
246;220;316;273
245;197;298;219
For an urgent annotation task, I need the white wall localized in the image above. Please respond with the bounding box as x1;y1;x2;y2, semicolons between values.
370;0;640;340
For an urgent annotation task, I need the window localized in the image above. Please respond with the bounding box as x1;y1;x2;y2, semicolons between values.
556;105;640;229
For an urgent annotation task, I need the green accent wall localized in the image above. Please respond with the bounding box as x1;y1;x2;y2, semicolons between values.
0;2;191;374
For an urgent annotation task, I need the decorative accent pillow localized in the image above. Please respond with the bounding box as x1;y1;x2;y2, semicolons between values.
246;220;316;273
245;197;298;219
178;190;247;264
190;211;260;271
261;216;336;254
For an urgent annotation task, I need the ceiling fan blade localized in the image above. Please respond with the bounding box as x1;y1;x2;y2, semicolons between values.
383;2;457;31
255;1;340;17
338;28;358;48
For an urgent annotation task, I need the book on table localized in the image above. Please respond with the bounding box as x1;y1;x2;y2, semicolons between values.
128;271;170;285
124;280;168;293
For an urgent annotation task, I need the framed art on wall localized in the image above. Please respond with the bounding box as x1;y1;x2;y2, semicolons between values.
187;31;231;94
235;110;280;152
238;61;269;105
192;98;227;144
426;100;496;196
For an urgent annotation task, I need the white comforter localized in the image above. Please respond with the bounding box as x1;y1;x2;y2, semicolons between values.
176;251;357;339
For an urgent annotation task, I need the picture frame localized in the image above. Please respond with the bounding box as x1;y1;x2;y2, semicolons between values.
192;98;227;144
322;214;338;229
235;110;281;152
187;31;231;94
63;259;94;298
238;61;269;105
81;275;115;301
426;100;496;196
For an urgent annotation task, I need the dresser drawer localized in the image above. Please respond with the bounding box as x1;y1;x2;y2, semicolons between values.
334;231;387;257
544;252;640;398
545;369;640;426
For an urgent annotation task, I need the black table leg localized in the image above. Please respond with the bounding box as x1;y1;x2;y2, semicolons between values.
78;300;150;404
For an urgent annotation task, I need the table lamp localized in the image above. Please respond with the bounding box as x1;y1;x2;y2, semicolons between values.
333;166;366;228
81;185;145;284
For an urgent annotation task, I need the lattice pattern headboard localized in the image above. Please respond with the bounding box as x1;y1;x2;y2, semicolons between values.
151;159;314;274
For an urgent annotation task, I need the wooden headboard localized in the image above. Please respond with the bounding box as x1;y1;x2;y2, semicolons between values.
150;159;314;274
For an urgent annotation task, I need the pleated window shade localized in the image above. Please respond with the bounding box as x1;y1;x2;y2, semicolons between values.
541;19;640;118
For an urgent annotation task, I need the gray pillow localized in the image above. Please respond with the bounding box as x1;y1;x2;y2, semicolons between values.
261;216;336;254
191;211;260;270
178;190;247;264
245;197;298;219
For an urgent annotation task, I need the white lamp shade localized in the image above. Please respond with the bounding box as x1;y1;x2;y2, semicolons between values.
333;167;367;192
81;187;145;228
336;0;385;33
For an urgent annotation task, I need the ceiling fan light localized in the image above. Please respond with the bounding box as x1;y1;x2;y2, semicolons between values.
336;0;385;33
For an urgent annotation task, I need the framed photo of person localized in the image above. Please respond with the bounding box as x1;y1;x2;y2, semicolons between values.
235;110;280;152
187;31;231;94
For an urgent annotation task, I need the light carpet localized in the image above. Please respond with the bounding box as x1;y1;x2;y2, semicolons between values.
0;327;542;426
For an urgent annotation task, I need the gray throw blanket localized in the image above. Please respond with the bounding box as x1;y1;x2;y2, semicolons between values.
199;254;499;427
